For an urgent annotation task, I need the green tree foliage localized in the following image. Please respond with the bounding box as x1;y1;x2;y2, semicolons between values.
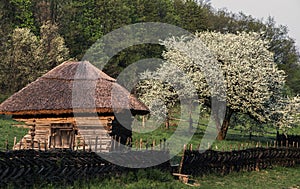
9;0;36;31
1;28;41;92
126;0;178;23
0;23;69;94
0;0;299;100
39;21;69;70
173;0;213;32
96;0;179;77
56;0;103;59
261;17;300;94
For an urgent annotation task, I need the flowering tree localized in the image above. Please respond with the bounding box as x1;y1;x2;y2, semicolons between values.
270;96;300;130
137;62;200;129
137;31;298;140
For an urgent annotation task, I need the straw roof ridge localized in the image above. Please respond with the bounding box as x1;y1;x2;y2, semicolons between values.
0;61;149;116
42;61;116;82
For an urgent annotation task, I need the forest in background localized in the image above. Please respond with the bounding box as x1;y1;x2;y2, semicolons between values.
0;0;299;98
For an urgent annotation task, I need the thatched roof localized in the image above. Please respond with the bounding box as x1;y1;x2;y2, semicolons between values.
0;61;149;116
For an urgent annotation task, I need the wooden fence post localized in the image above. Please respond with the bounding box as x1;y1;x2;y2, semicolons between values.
38;139;41;151
129;138;132;148
178;145;187;174
19;140;22;150
160;139;162;150
142;116;145;128
76;138;78;151
126;137;130;149
44;138;47;151
99;135;102;151
62;136;65;149
152;139;155;150
114;136;117;151
118;137;121;150
135;139;138;150
88;137;92;152
24;140;27;149
13;137;16;148
139;138;143;150
83;137;86;152
95;136;98;153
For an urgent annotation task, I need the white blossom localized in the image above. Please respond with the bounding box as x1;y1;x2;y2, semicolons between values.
137;31;299;131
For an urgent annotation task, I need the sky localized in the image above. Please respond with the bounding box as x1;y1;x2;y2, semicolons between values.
210;0;300;50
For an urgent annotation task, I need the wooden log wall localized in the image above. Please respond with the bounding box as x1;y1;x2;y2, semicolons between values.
75;116;113;152
13;116;114;152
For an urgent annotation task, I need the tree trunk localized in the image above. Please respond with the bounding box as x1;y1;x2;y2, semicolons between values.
216;108;234;140
165;112;169;129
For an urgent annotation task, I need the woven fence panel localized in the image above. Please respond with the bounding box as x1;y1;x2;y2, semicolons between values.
0;150;170;187
181;147;300;176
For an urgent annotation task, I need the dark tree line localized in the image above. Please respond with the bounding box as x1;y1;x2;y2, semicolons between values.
0;0;299;97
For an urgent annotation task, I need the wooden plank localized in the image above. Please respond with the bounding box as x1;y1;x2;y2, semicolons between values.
78;130;108;135
172;173;190;184
78;126;107;130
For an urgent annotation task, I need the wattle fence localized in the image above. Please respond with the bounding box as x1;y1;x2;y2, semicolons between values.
276;132;300;147
180;147;300;176
0;149;170;187
1;145;300;187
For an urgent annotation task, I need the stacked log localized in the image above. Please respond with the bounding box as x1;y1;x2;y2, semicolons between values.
13;116;114;152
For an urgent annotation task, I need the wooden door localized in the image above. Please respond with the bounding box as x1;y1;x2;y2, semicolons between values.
49;123;75;149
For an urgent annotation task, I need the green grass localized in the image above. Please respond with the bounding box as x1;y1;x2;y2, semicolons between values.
28;166;300;189
288;125;300;135
38;169;189;189
1;115;300;188
0;116;28;150
198;165;300;189
131;117;281;153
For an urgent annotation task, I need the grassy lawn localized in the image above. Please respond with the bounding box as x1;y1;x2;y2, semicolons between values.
197;165;300;189
131;111;282;156
1;114;300;188
0;116;28;150
36;166;300;189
